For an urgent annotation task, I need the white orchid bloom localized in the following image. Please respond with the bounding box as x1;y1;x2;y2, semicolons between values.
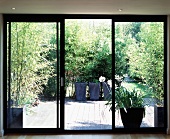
107;80;112;88
99;76;106;82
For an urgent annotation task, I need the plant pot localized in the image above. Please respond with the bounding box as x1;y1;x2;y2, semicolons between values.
120;108;145;128
7;107;23;128
89;82;100;100
75;82;87;101
154;104;164;127
102;82;111;100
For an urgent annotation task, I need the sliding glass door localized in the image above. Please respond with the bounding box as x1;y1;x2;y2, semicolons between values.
6;22;61;128
64;19;112;130
115;22;165;128
4;15;167;133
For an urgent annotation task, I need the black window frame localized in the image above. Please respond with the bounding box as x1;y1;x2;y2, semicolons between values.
3;14;167;134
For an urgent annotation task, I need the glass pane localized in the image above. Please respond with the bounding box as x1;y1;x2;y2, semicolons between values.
115;22;164;128
65;19;112;130
7;22;59;128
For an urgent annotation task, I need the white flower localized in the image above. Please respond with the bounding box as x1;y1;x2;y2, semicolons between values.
99;76;106;82
115;84;118;89
107;80;112;88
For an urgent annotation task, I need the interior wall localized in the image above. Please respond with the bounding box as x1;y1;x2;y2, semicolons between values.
0;13;4;136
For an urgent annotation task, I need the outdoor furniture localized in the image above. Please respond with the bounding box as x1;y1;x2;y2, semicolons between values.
89;82;100;100
75;82;87;101
102;82;111;100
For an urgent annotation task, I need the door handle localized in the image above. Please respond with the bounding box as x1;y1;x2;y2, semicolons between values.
61;77;64;87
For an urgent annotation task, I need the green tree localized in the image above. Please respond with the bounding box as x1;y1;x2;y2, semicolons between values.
125;22;143;44
115;23;135;76
126;22;164;103
65;19;112;96
10;22;55;106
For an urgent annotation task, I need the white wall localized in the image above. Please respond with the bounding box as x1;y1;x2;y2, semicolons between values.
0;14;4;136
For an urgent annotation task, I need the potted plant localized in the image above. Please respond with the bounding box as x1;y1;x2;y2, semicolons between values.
89;78;100;101
99;75;147;128
152;86;164;127
75;76;87;101
99;76;111;100
102;79;112;100
115;86;146;128
154;103;164;127
99;76;112;108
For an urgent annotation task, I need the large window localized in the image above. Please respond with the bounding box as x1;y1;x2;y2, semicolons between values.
3;15;167;133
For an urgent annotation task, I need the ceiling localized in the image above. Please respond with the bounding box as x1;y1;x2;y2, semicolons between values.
0;0;170;15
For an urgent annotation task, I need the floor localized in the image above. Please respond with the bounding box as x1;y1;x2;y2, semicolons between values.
2;134;170;139
23;98;154;129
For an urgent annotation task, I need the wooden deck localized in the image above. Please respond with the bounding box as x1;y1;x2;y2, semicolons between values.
23;99;154;129
65;100;112;130
65;99;154;129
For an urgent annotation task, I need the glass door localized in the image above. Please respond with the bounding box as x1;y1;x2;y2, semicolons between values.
64;19;112;130
115;22;165;128
4;15;166;133
6;22;61;128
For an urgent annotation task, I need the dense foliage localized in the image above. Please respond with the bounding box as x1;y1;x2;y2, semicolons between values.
9;20;164;106
10;23;56;106
65;19;112;96
115;22;164;104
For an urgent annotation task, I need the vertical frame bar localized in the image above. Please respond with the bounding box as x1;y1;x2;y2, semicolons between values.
60;19;65;130
112;19;115;129
56;22;59;128
164;20;167;129
7;22;11;129
3;20;8;131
